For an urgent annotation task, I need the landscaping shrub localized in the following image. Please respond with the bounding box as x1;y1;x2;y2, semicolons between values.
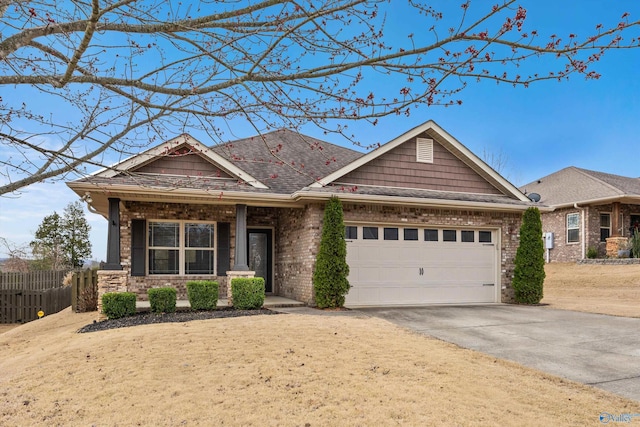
513;207;545;304
313;196;350;308
631;229;640;258
148;287;177;313
586;247;598;259
231;277;265;310
102;292;136;319
187;280;218;310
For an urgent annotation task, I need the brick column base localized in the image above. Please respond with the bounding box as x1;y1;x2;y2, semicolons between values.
226;270;255;306
97;270;128;320
605;237;629;258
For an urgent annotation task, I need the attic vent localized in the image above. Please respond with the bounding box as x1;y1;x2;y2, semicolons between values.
416;138;434;163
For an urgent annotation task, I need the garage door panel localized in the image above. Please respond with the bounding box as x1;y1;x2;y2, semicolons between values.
352;286;380;305
345;226;498;306
352;266;418;284
424;266;494;282
419;285;495;304
379;286;422;304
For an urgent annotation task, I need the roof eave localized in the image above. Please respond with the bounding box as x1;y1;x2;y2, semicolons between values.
550;194;640;209
66;181;302;217
295;190;547;212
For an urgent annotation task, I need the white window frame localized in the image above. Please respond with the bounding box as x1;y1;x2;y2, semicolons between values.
599;212;611;242
148;220;217;275
567;213;580;244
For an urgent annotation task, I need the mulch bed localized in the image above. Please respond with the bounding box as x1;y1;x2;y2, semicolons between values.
77;307;279;333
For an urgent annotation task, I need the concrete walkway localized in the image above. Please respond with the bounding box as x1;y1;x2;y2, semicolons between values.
358;305;640;402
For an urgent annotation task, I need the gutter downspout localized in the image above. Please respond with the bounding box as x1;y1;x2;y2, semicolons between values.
574;203;586;260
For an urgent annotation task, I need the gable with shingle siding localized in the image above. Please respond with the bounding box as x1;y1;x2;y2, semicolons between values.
336;135;503;195
132;146;234;178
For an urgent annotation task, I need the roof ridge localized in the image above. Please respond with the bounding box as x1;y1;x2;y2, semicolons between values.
575;166;640;181
220;128;363;155
572;167;627;195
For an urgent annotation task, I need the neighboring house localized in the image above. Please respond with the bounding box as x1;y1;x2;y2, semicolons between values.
67;120;536;307
520;167;640;262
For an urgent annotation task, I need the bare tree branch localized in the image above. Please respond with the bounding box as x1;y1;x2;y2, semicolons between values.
1;0;639;195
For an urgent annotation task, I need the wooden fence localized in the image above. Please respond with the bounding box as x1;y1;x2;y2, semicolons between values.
1;269;100;323
0;270;71;323
70;269;98;312
0;270;70;291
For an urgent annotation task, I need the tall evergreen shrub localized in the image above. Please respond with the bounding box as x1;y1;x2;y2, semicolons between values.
513;207;545;304
313;196;350;308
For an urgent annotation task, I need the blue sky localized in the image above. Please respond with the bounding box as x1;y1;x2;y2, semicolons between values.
1;1;639;261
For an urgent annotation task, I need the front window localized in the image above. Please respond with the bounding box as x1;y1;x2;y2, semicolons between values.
185;223;215;274
600;213;611;242
149;221;215;275
567;213;580;243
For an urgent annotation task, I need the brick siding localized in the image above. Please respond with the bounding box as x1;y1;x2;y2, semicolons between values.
541;203;639;262
275;205;323;304
113;200;521;305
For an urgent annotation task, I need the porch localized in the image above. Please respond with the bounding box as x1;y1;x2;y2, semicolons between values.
135;295;305;312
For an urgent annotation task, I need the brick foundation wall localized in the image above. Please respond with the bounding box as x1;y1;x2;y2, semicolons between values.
96;270;128;317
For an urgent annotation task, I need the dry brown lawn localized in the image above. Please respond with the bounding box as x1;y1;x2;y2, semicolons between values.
543;263;640;318
1;263;639;426
0;324;18;334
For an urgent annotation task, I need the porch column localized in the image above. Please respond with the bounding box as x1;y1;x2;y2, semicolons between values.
232;204;249;271
102;198;122;270
612;202;621;236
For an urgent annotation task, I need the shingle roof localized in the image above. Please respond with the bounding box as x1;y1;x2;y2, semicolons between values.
74;129;364;195
211;129;364;193
519;167;640;207
71;126;534;212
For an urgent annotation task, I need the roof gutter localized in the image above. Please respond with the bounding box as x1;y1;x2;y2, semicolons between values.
294;190;549;212
66;182;303;210
67;181;551;215
553;194;640;210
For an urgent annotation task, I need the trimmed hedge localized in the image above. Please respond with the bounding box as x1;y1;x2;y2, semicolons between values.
102;292;136;319
187;280;218;310
148;287;177;313
513;207;545;304
231;277;265;310
313;196;350;308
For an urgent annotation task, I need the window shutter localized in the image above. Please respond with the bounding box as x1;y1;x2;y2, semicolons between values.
217;222;230;276
416;138;434;163
131;219;146;277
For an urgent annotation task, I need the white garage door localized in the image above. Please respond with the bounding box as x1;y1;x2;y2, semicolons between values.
344;225;498;306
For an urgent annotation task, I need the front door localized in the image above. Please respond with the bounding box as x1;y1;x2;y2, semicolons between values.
247;229;273;293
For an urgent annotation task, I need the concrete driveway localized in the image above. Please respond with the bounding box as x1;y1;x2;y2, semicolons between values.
357;305;640;402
